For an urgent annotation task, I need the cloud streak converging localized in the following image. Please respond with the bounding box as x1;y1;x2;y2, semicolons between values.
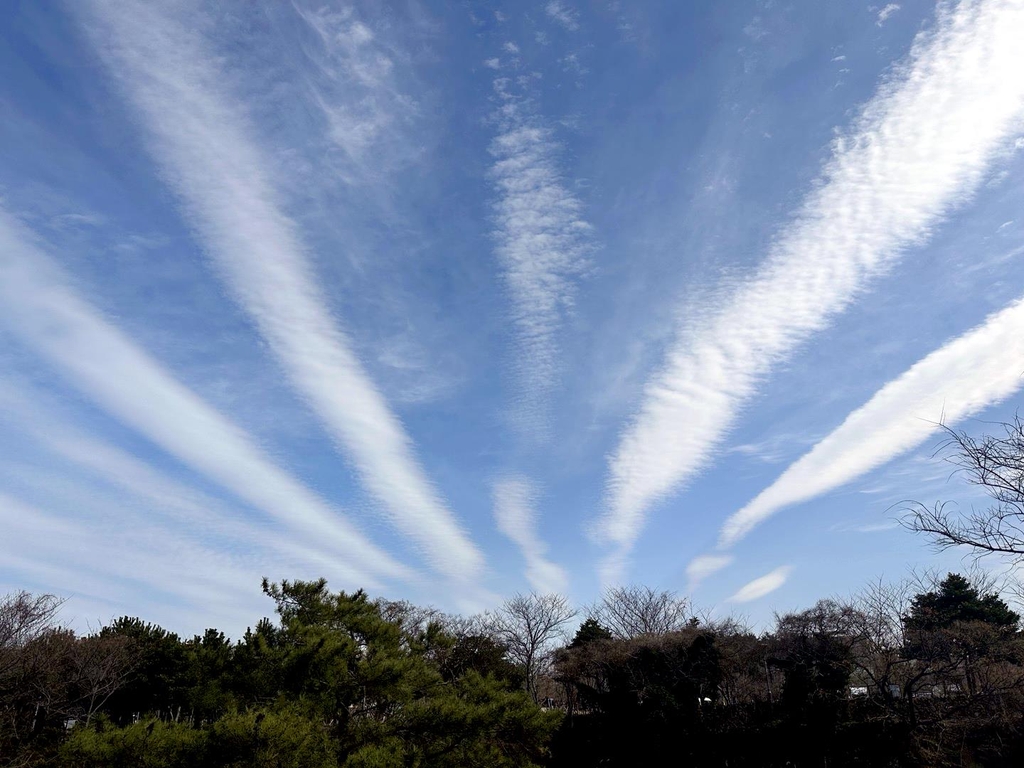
486;71;593;591
0;490;260;633
0;209;405;589
83;0;484;584
493;476;569;594
0;376;370;585
600;0;1024;580
489;79;593;437
720;295;1024;547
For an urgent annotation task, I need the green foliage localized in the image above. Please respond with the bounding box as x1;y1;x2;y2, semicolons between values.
568;619;612;648
905;573;1020;632
60;719;208;768
342;671;560;767
208;707;338;767
183;629;236;723
229;617;285;705
53;578;556;768
60;708;337;768
258;578;556;766
99;617;192;722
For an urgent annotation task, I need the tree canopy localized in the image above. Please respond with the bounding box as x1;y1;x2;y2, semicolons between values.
5;570;1024;768
904;572;1020;632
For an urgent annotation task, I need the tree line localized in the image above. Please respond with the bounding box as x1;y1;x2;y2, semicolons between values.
2;418;1024;767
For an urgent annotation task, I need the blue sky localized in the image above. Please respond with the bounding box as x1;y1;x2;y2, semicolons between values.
2;0;1024;635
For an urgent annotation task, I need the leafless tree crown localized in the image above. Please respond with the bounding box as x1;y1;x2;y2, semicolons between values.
591;585;691;639
904;418;1024;560
487;593;576;702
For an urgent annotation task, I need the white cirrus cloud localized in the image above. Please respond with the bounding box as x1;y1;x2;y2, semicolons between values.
0;208;406;589
493;476;569;594
0;376;372;585
0;490;261;634
545;1;580;32
82;0;484;585
877;4;902;27
719;295;1024;547
686;554;734;588
489;80;593;437
599;0;1024;577
292;2;421;184
728;566;792;603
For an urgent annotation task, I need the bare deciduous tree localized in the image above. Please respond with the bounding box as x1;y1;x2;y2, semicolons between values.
905;418;1024;559
844;571;1024;729
591;585;691;639
0;592;63;658
488;593;576;702
1;590;137;760
1;592;65;760
375;598;444;638
844;578;925;719
67;634;137;725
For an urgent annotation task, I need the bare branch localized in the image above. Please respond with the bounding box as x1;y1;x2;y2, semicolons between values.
590;585;691;639
904;417;1024;562
487;593;576;702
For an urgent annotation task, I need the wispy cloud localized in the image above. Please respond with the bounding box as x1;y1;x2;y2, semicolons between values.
0;208;405;588
493;476;569;594
686;554;734;589
294;2;421;184
82;0;484;584
0;490;259;633
485;70;593;588
0;376;367;584
560;52;589;81
720;295;1024;547
0;482;252;606
545;1;580;32
489;79;593;436
831;520;900;534
728;566;792;603
728;431;820;465
876;4;902;27
599;0;1024;577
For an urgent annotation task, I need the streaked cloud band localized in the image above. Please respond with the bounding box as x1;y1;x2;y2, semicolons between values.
601;0;1024;576
84;0;484;583
0;209;405;587
720;295;1024;547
